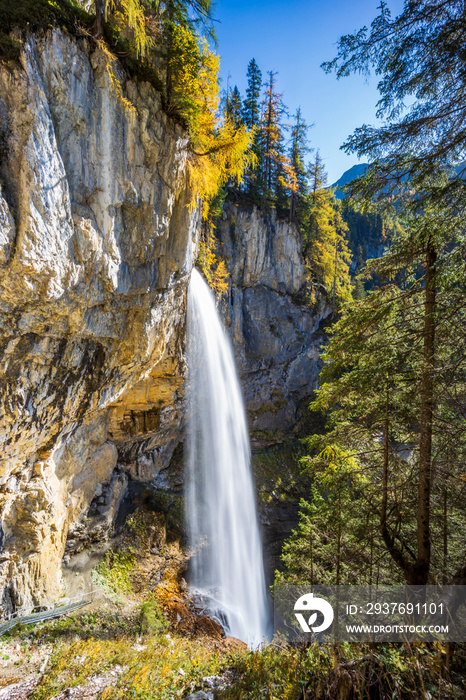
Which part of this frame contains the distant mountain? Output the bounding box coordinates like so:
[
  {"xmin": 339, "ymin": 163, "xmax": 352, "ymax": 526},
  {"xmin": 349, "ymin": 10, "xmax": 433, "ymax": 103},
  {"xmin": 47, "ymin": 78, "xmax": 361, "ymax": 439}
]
[
  {"xmin": 331, "ymin": 163, "xmax": 369, "ymax": 199},
  {"xmin": 332, "ymin": 161, "xmax": 466, "ymax": 199}
]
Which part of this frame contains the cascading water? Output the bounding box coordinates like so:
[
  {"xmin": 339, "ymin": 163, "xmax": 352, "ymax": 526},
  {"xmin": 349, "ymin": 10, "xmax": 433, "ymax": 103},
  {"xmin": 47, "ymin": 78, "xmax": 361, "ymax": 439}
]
[{"xmin": 186, "ymin": 268, "xmax": 270, "ymax": 646}]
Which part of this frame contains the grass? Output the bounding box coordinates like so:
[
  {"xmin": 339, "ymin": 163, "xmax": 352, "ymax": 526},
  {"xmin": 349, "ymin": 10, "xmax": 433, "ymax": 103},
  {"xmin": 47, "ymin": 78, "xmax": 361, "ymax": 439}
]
[
  {"xmin": 217, "ymin": 641, "xmax": 466, "ymax": 700},
  {"xmin": 32, "ymin": 630, "xmax": 225, "ymax": 700},
  {"xmin": 24, "ymin": 622, "xmax": 465, "ymax": 700},
  {"xmin": 91, "ymin": 504, "xmax": 183, "ymax": 600},
  {"xmin": 13, "ymin": 610, "xmax": 139, "ymax": 643},
  {"xmin": 3, "ymin": 563, "xmax": 464, "ymax": 700},
  {"xmin": 140, "ymin": 596, "xmax": 169, "ymax": 635},
  {"xmin": 93, "ymin": 548, "xmax": 138, "ymax": 595}
]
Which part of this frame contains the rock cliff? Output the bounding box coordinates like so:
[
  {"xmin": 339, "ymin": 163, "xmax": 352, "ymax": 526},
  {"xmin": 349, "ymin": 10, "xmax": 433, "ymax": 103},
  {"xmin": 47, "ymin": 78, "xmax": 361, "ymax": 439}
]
[
  {"xmin": 0, "ymin": 29, "xmax": 330, "ymax": 614},
  {"xmin": 0, "ymin": 29, "xmax": 197, "ymax": 613},
  {"xmin": 217, "ymin": 201, "xmax": 330, "ymax": 434}
]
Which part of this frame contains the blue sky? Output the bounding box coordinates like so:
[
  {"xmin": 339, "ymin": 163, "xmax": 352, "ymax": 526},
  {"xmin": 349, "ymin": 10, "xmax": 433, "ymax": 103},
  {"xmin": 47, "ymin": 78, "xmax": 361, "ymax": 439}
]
[{"xmin": 214, "ymin": 0, "xmax": 404, "ymax": 184}]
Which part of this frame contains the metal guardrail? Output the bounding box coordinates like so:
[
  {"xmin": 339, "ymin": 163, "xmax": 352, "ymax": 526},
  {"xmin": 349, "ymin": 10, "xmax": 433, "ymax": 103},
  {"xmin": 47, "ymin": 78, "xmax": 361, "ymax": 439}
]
[{"xmin": 0, "ymin": 590, "xmax": 96, "ymax": 636}]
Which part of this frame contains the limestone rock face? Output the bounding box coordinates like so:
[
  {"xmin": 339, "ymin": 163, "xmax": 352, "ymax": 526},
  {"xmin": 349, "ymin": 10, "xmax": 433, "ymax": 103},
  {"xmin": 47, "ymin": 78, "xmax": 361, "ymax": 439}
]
[
  {"xmin": 0, "ymin": 29, "xmax": 197, "ymax": 613},
  {"xmin": 217, "ymin": 202, "xmax": 330, "ymax": 432}
]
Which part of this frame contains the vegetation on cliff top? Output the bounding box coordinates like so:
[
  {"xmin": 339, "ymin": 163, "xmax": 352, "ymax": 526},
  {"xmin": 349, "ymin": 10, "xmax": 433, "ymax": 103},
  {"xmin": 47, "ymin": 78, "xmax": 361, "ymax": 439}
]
[
  {"xmin": 0, "ymin": 0, "xmax": 92, "ymax": 63},
  {"xmin": 214, "ymin": 58, "xmax": 357, "ymax": 311},
  {"xmin": 0, "ymin": 0, "xmax": 254, "ymax": 225}
]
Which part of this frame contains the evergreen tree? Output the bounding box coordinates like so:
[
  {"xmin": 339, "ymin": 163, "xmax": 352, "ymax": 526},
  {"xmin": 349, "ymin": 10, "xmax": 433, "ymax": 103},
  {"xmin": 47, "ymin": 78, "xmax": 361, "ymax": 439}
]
[
  {"xmin": 242, "ymin": 58, "xmax": 262, "ymax": 129},
  {"xmin": 308, "ymin": 149, "xmax": 327, "ymax": 195},
  {"xmin": 289, "ymin": 107, "xmax": 311, "ymax": 221},
  {"xmin": 226, "ymin": 85, "xmax": 243, "ymax": 129},
  {"xmin": 322, "ymin": 0, "xmax": 466, "ymax": 207},
  {"xmin": 260, "ymin": 71, "xmax": 296, "ymax": 208},
  {"xmin": 277, "ymin": 469, "xmax": 390, "ymax": 587},
  {"xmin": 241, "ymin": 58, "xmax": 263, "ymax": 200},
  {"xmin": 295, "ymin": 199, "xmax": 466, "ymax": 585},
  {"xmin": 261, "ymin": 70, "xmax": 281, "ymax": 195},
  {"xmin": 305, "ymin": 151, "xmax": 327, "ymax": 252},
  {"xmin": 313, "ymin": 0, "xmax": 466, "ymax": 586}
]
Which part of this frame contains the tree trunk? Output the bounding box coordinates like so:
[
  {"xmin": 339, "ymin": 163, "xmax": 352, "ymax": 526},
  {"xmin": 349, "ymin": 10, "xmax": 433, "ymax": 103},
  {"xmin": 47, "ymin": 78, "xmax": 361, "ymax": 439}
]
[
  {"xmin": 413, "ymin": 238, "xmax": 437, "ymax": 584},
  {"xmin": 380, "ymin": 381, "xmax": 412, "ymax": 579},
  {"xmin": 332, "ymin": 236, "xmax": 338, "ymax": 314},
  {"xmin": 289, "ymin": 190, "xmax": 296, "ymax": 222},
  {"xmin": 309, "ymin": 526, "xmax": 314, "ymax": 586},
  {"xmin": 94, "ymin": 0, "xmax": 106, "ymax": 37},
  {"xmin": 443, "ymin": 487, "xmax": 448, "ymax": 584},
  {"xmin": 336, "ymin": 491, "xmax": 341, "ymax": 586}
]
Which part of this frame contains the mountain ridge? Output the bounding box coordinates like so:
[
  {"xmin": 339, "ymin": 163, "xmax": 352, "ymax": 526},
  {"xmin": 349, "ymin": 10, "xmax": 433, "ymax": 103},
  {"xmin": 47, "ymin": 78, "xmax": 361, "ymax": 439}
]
[{"xmin": 331, "ymin": 162, "xmax": 369, "ymax": 199}]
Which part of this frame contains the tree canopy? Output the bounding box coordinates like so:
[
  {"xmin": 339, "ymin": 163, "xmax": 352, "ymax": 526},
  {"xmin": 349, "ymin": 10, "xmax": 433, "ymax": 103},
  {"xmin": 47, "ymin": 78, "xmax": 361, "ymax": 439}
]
[{"xmin": 322, "ymin": 0, "xmax": 466, "ymax": 205}]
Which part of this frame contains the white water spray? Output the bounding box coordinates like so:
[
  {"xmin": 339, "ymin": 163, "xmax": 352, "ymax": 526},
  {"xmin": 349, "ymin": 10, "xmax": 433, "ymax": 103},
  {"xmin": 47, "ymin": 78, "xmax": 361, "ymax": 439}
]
[{"xmin": 186, "ymin": 269, "xmax": 270, "ymax": 646}]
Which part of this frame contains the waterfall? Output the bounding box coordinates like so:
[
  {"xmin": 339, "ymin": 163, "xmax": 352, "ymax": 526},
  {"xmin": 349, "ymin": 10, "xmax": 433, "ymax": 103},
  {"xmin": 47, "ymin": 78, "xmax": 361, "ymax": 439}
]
[{"xmin": 186, "ymin": 268, "xmax": 270, "ymax": 646}]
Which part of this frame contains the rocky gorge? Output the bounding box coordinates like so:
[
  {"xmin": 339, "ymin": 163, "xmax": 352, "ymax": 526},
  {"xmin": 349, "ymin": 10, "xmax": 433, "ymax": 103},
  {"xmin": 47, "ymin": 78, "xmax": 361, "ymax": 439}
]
[{"xmin": 0, "ymin": 27, "xmax": 329, "ymax": 617}]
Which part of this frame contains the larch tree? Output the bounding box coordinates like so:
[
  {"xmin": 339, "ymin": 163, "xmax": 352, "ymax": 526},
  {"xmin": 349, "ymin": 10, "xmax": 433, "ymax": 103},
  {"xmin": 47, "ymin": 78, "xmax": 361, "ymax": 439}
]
[
  {"xmin": 260, "ymin": 71, "xmax": 296, "ymax": 208},
  {"xmin": 306, "ymin": 194, "xmax": 352, "ymax": 313},
  {"xmin": 93, "ymin": 0, "xmax": 150, "ymax": 56}
]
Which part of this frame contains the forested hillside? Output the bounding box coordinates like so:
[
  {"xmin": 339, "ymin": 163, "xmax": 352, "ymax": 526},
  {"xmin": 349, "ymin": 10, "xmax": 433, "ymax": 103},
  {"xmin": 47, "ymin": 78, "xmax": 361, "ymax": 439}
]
[{"xmin": 277, "ymin": 0, "xmax": 466, "ymax": 596}]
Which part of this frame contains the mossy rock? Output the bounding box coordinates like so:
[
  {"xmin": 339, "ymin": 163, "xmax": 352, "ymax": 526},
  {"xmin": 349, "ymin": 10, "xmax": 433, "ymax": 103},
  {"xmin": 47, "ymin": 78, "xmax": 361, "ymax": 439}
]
[
  {"xmin": 0, "ymin": 0, "xmax": 92, "ymax": 64},
  {"xmin": 140, "ymin": 597, "xmax": 169, "ymax": 635},
  {"xmin": 0, "ymin": 1, "xmax": 166, "ymax": 99}
]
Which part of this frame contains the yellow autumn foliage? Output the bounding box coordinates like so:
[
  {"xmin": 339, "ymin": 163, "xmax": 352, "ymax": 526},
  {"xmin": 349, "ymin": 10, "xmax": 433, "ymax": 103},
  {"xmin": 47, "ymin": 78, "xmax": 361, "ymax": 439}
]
[
  {"xmin": 197, "ymin": 235, "xmax": 229, "ymax": 296},
  {"xmin": 106, "ymin": 0, "xmax": 151, "ymax": 57},
  {"xmin": 307, "ymin": 189, "xmax": 353, "ymax": 311},
  {"xmin": 170, "ymin": 24, "xmax": 255, "ymax": 216}
]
